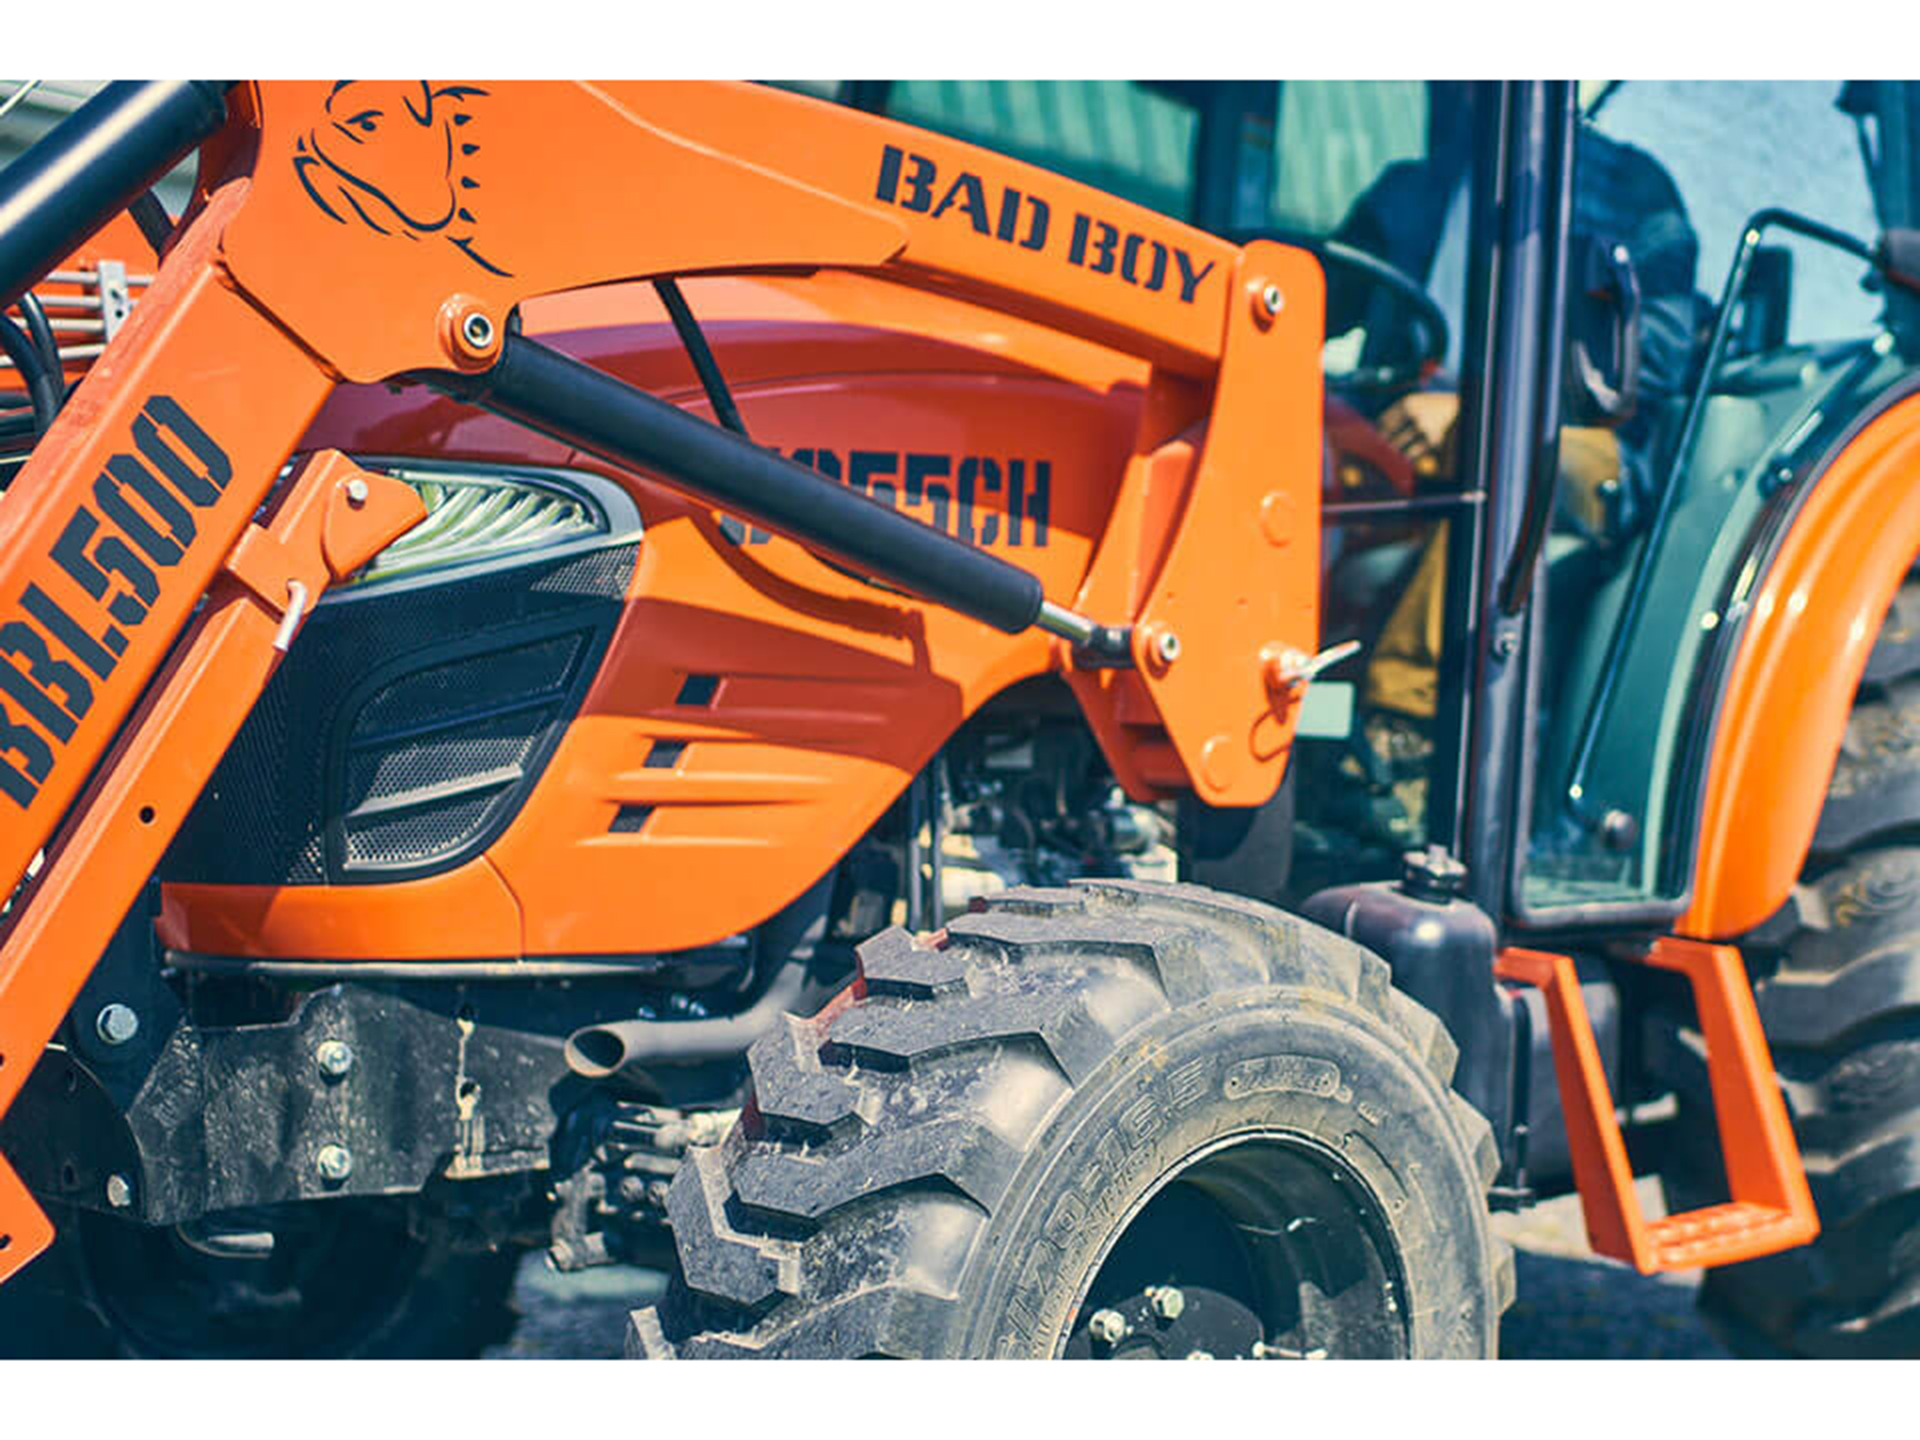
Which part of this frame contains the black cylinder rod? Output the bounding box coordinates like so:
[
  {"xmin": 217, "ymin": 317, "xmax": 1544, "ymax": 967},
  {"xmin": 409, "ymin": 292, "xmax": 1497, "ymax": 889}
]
[
  {"xmin": 440, "ymin": 333, "xmax": 1054, "ymax": 636},
  {"xmin": 0, "ymin": 81, "xmax": 231, "ymax": 311}
]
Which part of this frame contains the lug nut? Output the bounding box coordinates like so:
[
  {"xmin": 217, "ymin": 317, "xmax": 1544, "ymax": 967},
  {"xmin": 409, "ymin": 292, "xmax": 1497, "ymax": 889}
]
[
  {"xmin": 1147, "ymin": 1285, "xmax": 1186, "ymax": 1321},
  {"xmin": 95, "ymin": 1004, "xmax": 139, "ymax": 1046},
  {"xmin": 104, "ymin": 1174, "xmax": 133, "ymax": 1209},
  {"xmin": 315, "ymin": 1040, "xmax": 355, "ymax": 1079},
  {"xmin": 1086, "ymin": 1308, "xmax": 1129, "ymax": 1346},
  {"xmin": 316, "ymin": 1144, "xmax": 354, "ymax": 1183}
]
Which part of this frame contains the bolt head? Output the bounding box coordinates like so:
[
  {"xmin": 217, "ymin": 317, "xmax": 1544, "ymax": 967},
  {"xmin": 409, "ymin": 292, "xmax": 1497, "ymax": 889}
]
[
  {"xmin": 1154, "ymin": 629, "xmax": 1182, "ymax": 664},
  {"xmin": 1148, "ymin": 1285, "xmax": 1186, "ymax": 1321},
  {"xmin": 316, "ymin": 1144, "xmax": 354, "ymax": 1183},
  {"xmin": 344, "ymin": 476, "xmax": 370, "ymax": 506},
  {"xmin": 95, "ymin": 1004, "xmax": 139, "ymax": 1046},
  {"xmin": 1600, "ymin": 809, "xmax": 1639, "ymax": 853},
  {"xmin": 1086, "ymin": 1308, "xmax": 1129, "ymax": 1345},
  {"xmin": 105, "ymin": 1174, "xmax": 133, "ymax": 1209},
  {"xmin": 315, "ymin": 1040, "xmax": 354, "ymax": 1079},
  {"xmin": 1261, "ymin": 282, "xmax": 1285, "ymax": 316},
  {"xmin": 460, "ymin": 310, "xmax": 496, "ymax": 351}
]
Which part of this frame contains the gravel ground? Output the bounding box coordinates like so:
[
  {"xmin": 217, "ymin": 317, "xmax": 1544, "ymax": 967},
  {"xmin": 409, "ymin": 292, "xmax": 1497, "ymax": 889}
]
[
  {"xmin": 482, "ymin": 1177, "xmax": 1730, "ymax": 1359},
  {"xmin": 1490, "ymin": 1179, "xmax": 1729, "ymax": 1359}
]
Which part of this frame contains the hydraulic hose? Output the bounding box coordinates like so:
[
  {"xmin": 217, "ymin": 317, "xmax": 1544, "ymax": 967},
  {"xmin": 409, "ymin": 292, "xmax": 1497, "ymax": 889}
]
[
  {"xmin": 14, "ymin": 293, "xmax": 59, "ymax": 378},
  {"xmin": 0, "ymin": 311, "xmax": 58, "ymax": 431}
]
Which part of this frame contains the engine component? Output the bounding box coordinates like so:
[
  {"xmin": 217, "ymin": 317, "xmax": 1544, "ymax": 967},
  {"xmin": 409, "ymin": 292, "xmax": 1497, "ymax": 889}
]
[
  {"xmin": 931, "ymin": 710, "xmax": 1177, "ymax": 919},
  {"xmin": 548, "ymin": 1098, "xmax": 739, "ymax": 1272}
]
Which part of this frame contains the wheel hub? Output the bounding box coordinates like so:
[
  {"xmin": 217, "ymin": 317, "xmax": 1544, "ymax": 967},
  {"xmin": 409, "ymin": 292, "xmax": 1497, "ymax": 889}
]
[{"xmin": 1066, "ymin": 1283, "xmax": 1266, "ymax": 1360}]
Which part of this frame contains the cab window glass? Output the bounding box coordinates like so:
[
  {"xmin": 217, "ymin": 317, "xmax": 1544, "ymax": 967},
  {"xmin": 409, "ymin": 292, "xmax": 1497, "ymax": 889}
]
[
  {"xmin": 1592, "ymin": 81, "xmax": 1879, "ymax": 342},
  {"xmin": 763, "ymin": 80, "xmax": 846, "ymax": 103},
  {"xmin": 1526, "ymin": 81, "xmax": 1906, "ymax": 911},
  {"xmin": 1260, "ymin": 83, "xmax": 1484, "ymax": 901},
  {"xmin": 1268, "ymin": 81, "xmax": 1429, "ymax": 234},
  {"xmin": 882, "ymin": 81, "xmax": 1201, "ymax": 222}
]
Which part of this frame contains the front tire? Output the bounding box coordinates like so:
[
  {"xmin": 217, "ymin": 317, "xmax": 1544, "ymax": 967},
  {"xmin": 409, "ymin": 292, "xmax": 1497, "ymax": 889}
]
[{"xmin": 635, "ymin": 880, "xmax": 1509, "ymax": 1358}]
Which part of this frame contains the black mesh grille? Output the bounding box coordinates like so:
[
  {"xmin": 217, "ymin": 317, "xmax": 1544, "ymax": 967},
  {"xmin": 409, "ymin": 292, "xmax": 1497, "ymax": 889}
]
[
  {"xmin": 342, "ymin": 713, "xmax": 545, "ymax": 814},
  {"xmin": 354, "ymin": 632, "xmax": 585, "ymax": 736},
  {"xmin": 163, "ymin": 542, "xmax": 636, "ymax": 886},
  {"xmin": 345, "ymin": 791, "xmax": 502, "ymax": 868}
]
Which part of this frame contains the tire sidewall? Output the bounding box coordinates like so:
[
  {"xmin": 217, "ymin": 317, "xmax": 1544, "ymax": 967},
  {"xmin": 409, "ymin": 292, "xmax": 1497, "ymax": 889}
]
[{"xmin": 959, "ymin": 986, "xmax": 1497, "ymax": 1358}]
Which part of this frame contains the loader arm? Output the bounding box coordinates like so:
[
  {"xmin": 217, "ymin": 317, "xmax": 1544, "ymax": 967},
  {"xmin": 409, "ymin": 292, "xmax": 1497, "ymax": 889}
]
[{"xmin": 0, "ymin": 80, "xmax": 1324, "ymax": 1283}]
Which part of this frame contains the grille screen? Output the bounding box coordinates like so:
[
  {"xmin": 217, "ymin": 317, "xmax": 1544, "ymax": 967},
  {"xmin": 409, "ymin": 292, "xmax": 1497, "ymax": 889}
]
[{"xmin": 163, "ymin": 542, "xmax": 636, "ymax": 885}]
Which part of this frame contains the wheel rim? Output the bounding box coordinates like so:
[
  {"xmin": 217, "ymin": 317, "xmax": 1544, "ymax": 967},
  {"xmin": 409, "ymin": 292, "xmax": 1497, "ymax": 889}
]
[
  {"xmin": 1061, "ymin": 1131, "xmax": 1412, "ymax": 1360},
  {"xmin": 76, "ymin": 1201, "xmax": 429, "ymax": 1358}
]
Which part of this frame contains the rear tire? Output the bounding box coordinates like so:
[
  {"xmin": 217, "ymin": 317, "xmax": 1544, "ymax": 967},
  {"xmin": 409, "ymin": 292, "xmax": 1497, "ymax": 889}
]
[
  {"xmin": 1653, "ymin": 848, "xmax": 1920, "ymax": 1357},
  {"xmin": 635, "ymin": 880, "xmax": 1509, "ymax": 1358},
  {"xmin": 1652, "ymin": 576, "xmax": 1920, "ymax": 1358}
]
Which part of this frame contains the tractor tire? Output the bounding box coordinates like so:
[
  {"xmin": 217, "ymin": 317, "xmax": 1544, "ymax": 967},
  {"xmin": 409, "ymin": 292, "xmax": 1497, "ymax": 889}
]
[
  {"xmin": 633, "ymin": 879, "xmax": 1510, "ymax": 1359},
  {"xmin": 0, "ymin": 1198, "xmax": 522, "ymax": 1358},
  {"xmin": 1650, "ymin": 577, "xmax": 1920, "ymax": 1357}
]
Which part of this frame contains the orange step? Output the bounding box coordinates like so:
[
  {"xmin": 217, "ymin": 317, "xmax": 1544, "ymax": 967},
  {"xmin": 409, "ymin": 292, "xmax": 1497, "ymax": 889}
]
[{"xmin": 1495, "ymin": 938, "xmax": 1818, "ymax": 1274}]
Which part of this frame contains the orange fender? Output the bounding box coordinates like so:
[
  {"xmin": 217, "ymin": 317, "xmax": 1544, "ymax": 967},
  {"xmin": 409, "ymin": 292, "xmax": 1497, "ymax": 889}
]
[{"xmin": 1683, "ymin": 390, "xmax": 1920, "ymax": 940}]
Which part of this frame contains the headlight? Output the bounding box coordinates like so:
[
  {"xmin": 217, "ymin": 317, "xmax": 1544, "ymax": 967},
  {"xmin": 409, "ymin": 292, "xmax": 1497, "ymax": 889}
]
[{"xmin": 337, "ymin": 460, "xmax": 641, "ymax": 591}]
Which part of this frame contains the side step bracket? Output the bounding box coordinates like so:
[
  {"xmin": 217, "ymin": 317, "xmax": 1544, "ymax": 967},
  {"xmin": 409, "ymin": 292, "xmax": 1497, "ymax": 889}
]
[{"xmin": 1495, "ymin": 938, "xmax": 1818, "ymax": 1273}]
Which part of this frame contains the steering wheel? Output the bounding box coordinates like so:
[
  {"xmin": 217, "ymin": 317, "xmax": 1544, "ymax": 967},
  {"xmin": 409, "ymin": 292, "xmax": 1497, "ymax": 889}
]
[{"xmin": 1229, "ymin": 228, "xmax": 1450, "ymax": 390}]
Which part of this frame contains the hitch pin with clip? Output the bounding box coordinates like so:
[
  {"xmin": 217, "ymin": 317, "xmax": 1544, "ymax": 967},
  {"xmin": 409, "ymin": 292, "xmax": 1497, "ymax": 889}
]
[
  {"xmin": 1263, "ymin": 638, "xmax": 1362, "ymax": 692},
  {"xmin": 272, "ymin": 580, "xmax": 310, "ymax": 653}
]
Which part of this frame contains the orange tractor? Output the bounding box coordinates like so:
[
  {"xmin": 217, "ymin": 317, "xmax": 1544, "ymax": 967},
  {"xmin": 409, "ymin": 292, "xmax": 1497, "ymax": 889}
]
[{"xmin": 0, "ymin": 78, "xmax": 1912, "ymax": 1357}]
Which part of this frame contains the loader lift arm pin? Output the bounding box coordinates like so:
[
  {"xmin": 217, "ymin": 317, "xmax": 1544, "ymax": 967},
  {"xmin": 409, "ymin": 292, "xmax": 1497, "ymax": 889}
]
[{"xmin": 431, "ymin": 330, "xmax": 1122, "ymax": 654}]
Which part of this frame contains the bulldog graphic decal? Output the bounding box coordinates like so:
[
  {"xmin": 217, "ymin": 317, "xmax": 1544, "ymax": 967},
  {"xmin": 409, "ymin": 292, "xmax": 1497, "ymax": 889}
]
[{"xmin": 294, "ymin": 81, "xmax": 511, "ymax": 276}]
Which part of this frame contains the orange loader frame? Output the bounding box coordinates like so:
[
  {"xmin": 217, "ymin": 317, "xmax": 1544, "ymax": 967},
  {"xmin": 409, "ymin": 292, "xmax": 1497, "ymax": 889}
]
[
  {"xmin": 0, "ymin": 80, "xmax": 1322, "ymax": 1286},
  {"xmin": 0, "ymin": 80, "xmax": 1818, "ymax": 1292}
]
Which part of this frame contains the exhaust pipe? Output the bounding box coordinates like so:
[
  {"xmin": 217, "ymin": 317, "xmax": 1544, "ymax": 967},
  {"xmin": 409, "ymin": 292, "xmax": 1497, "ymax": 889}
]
[{"xmin": 563, "ymin": 956, "xmax": 819, "ymax": 1078}]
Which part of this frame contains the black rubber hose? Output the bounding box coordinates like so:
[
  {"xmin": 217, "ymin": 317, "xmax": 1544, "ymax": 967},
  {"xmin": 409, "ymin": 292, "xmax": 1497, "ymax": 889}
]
[
  {"xmin": 0, "ymin": 311, "xmax": 58, "ymax": 431},
  {"xmin": 14, "ymin": 292, "xmax": 59, "ymax": 378},
  {"xmin": 652, "ymin": 277, "xmax": 749, "ymax": 437}
]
